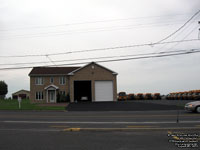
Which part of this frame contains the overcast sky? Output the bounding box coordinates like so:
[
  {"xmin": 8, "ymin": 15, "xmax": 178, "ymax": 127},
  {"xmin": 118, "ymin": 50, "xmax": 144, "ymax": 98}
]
[{"xmin": 0, "ymin": 0, "xmax": 200, "ymax": 97}]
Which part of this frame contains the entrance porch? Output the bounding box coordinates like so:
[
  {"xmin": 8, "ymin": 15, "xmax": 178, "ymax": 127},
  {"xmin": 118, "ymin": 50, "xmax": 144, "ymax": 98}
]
[{"xmin": 45, "ymin": 85, "xmax": 59, "ymax": 103}]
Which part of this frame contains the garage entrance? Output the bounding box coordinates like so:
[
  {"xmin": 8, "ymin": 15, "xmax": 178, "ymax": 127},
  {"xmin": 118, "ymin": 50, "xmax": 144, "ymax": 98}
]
[
  {"xmin": 95, "ymin": 81, "xmax": 113, "ymax": 101},
  {"xmin": 74, "ymin": 81, "xmax": 92, "ymax": 102}
]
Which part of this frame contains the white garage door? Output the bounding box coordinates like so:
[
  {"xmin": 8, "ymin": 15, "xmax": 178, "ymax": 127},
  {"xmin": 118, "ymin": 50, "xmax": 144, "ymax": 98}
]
[{"xmin": 95, "ymin": 81, "xmax": 113, "ymax": 101}]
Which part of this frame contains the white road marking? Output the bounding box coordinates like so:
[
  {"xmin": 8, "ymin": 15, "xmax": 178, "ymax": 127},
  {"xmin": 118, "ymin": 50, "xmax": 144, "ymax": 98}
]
[
  {"xmin": 0, "ymin": 128, "xmax": 60, "ymax": 132},
  {"xmin": 2, "ymin": 120, "xmax": 200, "ymax": 124}
]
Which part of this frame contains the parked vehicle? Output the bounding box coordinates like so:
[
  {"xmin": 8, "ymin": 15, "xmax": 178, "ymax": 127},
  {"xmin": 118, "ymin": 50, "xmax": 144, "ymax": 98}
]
[
  {"xmin": 185, "ymin": 101, "xmax": 200, "ymax": 113},
  {"xmin": 177, "ymin": 92, "xmax": 184, "ymax": 100},
  {"xmin": 187, "ymin": 91, "xmax": 194, "ymax": 100},
  {"xmin": 136, "ymin": 93, "xmax": 144, "ymax": 100},
  {"xmin": 182, "ymin": 92, "xmax": 188, "ymax": 100},
  {"xmin": 153, "ymin": 93, "xmax": 161, "ymax": 100},
  {"xmin": 168, "ymin": 93, "xmax": 175, "ymax": 100},
  {"xmin": 127, "ymin": 94, "xmax": 135, "ymax": 100},
  {"xmin": 144, "ymin": 93, "xmax": 152, "ymax": 100},
  {"xmin": 118, "ymin": 92, "xmax": 127, "ymax": 101},
  {"xmin": 192, "ymin": 90, "xmax": 200, "ymax": 100},
  {"xmin": 167, "ymin": 90, "xmax": 200, "ymax": 100}
]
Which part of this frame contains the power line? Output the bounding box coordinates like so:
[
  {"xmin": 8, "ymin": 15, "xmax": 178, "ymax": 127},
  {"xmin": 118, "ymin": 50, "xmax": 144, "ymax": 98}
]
[
  {"xmin": 168, "ymin": 25, "xmax": 199, "ymax": 50},
  {"xmin": 0, "ymin": 48, "xmax": 199, "ymax": 70},
  {"xmin": 156, "ymin": 10, "xmax": 200, "ymax": 43},
  {"xmin": 2, "ymin": 19, "xmax": 194, "ymax": 35},
  {"xmin": 153, "ymin": 13, "xmax": 200, "ymax": 54},
  {"xmin": 0, "ymin": 48, "xmax": 199, "ymax": 66},
  {"xmin": 95, "ymin": 49, "xmax": 200, "ymax": 64},
  {"xmin": 0, "ymin": 14, "xmax": 192, "ymax": 32},
  {"xmin": 154, "ymin": 24, "xmax": 200, "ymax": 54},
  {"xmin": 46, "ymin": 55, "xmax": 57, "ymax": 66},
  {"xmin": 0, "ymin": 38, "xmax": 199, "ymax": 58},
  {"xmin": 1, "ymin": 19, "xmax": 196, "ymax": 40}
]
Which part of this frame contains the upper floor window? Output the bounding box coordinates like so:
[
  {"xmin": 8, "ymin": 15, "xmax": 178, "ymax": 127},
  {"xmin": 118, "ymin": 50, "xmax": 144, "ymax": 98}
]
[
  {"xmin": 35, "ymin": 77, "xmax": 43, "ymax": 85},
  {"xmin": 59, "ymin": 76, "xmax": 66, "ymax": 85},
  {"xmin": 50, "ymin": 77, "xmax": 54, "ymax": 83}
]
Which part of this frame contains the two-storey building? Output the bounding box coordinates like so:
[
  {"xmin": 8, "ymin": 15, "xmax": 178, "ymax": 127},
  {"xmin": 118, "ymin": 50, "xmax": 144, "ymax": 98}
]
[{"xmin": 29, "ymin": 62, "xmax": 117, "ymax": 103}]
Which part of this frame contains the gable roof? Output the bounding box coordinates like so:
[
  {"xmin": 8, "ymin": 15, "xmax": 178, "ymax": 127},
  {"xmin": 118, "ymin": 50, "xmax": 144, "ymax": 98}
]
[
  {"xmin": 29, "ymin": 62, "xmax": 117, "ymax": 76},
  {"xmin": 29, "ymin": 67, "xmax": 80, "ymax": 76},
  {"xmin": 68, "ymin": 62, "xmax": 118, "ymax": 75},
  {"xmin": 12, "ymin": 89, "xmax": 30, "ymax": 95}
]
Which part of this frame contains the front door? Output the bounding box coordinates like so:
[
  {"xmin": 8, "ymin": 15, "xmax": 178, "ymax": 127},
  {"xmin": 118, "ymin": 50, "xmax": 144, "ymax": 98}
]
[{"xmin": 49, "ymin": 90, "xmax": 55, "ymax": 103}]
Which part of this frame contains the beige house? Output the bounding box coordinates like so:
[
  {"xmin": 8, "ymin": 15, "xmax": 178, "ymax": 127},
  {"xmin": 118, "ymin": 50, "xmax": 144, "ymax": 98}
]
[
  {"xmin": 29, "ymin": 62, "xmax": 117, "ymax": 103},
  {"xmin": 12, "ymin": 90, "xmax": 30, "ymax": 99}
]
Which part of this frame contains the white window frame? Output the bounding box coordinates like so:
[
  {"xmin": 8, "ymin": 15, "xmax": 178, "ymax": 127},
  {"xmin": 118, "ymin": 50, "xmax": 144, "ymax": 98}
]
[
  {"xmin": 35, "ymin": 91, "xmax": 43, "ymax": 100},
  {"xmin": 60, "ymin": 91, "xmax": 66, "ymax": 96},
  {"xmin": 35, "ymin": 77, "xmax": 44, "ymax": 85},
  {"xmin": 50, "ymin": 77, "xmax": 54, "ymax": 83},
  {"xmin": 59, "ymin": 76, "xmax": 66, "ymax": 85}
]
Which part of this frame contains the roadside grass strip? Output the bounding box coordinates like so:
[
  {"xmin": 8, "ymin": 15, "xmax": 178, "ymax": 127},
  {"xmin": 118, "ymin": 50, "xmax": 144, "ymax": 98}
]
[{"xmin": 0, "ymin": 99, "xmax": 66, "ymax": 110}]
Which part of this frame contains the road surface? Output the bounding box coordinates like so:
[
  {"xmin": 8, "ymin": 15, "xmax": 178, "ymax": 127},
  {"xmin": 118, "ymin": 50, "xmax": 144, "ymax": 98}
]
[{"xmin": 0, "ymin": 110, "xmax": 199, "ymax": 150}]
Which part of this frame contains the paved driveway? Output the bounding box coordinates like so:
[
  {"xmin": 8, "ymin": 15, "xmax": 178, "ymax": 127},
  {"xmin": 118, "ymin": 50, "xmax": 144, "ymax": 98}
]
[{"xmin": 66, "ymin": 100, "xmax": 183, "ymax": 111}]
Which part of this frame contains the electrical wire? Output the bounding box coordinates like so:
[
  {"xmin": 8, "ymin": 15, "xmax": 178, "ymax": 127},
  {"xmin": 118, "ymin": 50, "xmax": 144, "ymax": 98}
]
[
  {"xmin": 156, "ymin": 10, "xmax": 200, "ymax": 44},
  {"xmin": 46, "ymin": 55, "xmax": 57, "ymax": 66},
  {"xmin": 154, "ymin": 16, "xmax": 199, "ymax": 53},
  {"xmin": 162, "ymin": 24, "xmax": 200, "ymax": 52},
  {"xmin": 0, "ymin": 48, "xmax": 199, "ymax": 66},
  {"xmin": 1, "ymin": 20, "xmax": 196, "ymax": 40},
  {"xmin": 154, "ymin": 24, "xmax": 200, "ymax": 53},
  {"xmin": 0, "ymin": 38, "xmax": 199, "ymax": 58},
  {"xmin": 0, "ymin": 48, "xmax": 199, "ymax": 70},
  {"xmin": 0, "ymin": 14, "xmax": 192, "ymax": 32}
]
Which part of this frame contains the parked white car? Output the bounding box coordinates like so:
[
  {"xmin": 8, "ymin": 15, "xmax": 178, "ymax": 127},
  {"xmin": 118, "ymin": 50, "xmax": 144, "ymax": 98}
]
[
  {"xmin": 81, "ymin": 96, "xmax": 88, "ymax": 101},
  {"xmin": 185, "ymin": 101, "xmax": 200, "ymax": 113}
]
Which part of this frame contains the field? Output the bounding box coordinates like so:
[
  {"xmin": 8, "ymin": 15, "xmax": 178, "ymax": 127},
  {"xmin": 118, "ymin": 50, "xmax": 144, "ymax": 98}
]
[{"xmin": 0, "ymin": 99, "xmax": 66, "ymax": 110}]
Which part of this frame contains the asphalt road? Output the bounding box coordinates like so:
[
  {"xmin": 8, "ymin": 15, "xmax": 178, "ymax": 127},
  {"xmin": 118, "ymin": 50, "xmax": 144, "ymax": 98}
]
[{"xmin": 0, "ymin": 110, "xmax": 199, "ymax": 150}]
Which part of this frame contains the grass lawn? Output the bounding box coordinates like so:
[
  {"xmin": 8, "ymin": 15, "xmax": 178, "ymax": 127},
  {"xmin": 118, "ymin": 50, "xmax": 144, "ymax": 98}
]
[{"xmin": 0, "ymin": 99, "xmax": 66, "ymax": 110}]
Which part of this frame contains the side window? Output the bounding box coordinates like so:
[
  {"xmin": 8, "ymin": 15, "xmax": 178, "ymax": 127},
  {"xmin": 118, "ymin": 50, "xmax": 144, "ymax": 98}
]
[
  {"xmin": 35, "ymin": 77, "xmax": 44, "ymax": 85},
  {"xmin": 60, "ymin": 91, "xmax": 66, "ymax": 96},
  {"xmin": 59, "ymin": 77, "xmax": 66, "ymax": 85},
  {"xmin": 50, "ymin": 77, "xmax": 54, "ymax": 83},
  {"xmin": 35, "ymin": 92, "xmax": 43, "ymax": 100}
]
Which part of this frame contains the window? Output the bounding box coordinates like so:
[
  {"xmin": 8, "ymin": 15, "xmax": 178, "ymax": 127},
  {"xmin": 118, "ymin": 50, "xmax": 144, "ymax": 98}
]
[
  {"xmin": 50, "ymin": 77, "xmax": 54, "ymax": 83},
  {"xmin": 35, "ymin": 77, "xmax": 43, "ymax": 85},
  {"xmin": 60, "ymin": 91, "xmax": 66, "ymax": 96},
  {"xmin": 35, "ymin": 92, "xmax": 43, "ymax": 100},
  {"xmin": 59, "ymin": 77, "xmax": 66, "ymax": 85}
]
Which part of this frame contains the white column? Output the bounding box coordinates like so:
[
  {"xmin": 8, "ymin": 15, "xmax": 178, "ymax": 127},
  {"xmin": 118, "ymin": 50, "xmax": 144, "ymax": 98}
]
[
  {"xmin": 55, "ymin": 89, "xmax": 56, "ymax": 103},
  {"xmin": 46, "ymin": 90, "xmax": 48, "ymax": 103}
]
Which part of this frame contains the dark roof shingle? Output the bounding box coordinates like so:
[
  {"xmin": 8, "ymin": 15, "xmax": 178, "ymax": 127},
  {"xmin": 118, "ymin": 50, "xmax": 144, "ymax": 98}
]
[{"xmin": 29, "ymin": 67, "xmax": 80, "ymax": 76}]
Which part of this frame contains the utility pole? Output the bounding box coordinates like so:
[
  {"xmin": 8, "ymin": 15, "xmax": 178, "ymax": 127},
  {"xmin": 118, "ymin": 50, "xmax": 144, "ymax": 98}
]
[{"xmin": 198, "ymin": 21, "xmax": 200, "ymax": 39}]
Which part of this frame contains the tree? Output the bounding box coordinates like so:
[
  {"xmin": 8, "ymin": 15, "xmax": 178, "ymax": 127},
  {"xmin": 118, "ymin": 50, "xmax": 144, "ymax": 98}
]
[{"xmin": 0, "ymin": 81, "xmax": 8, "ymax": 99}]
